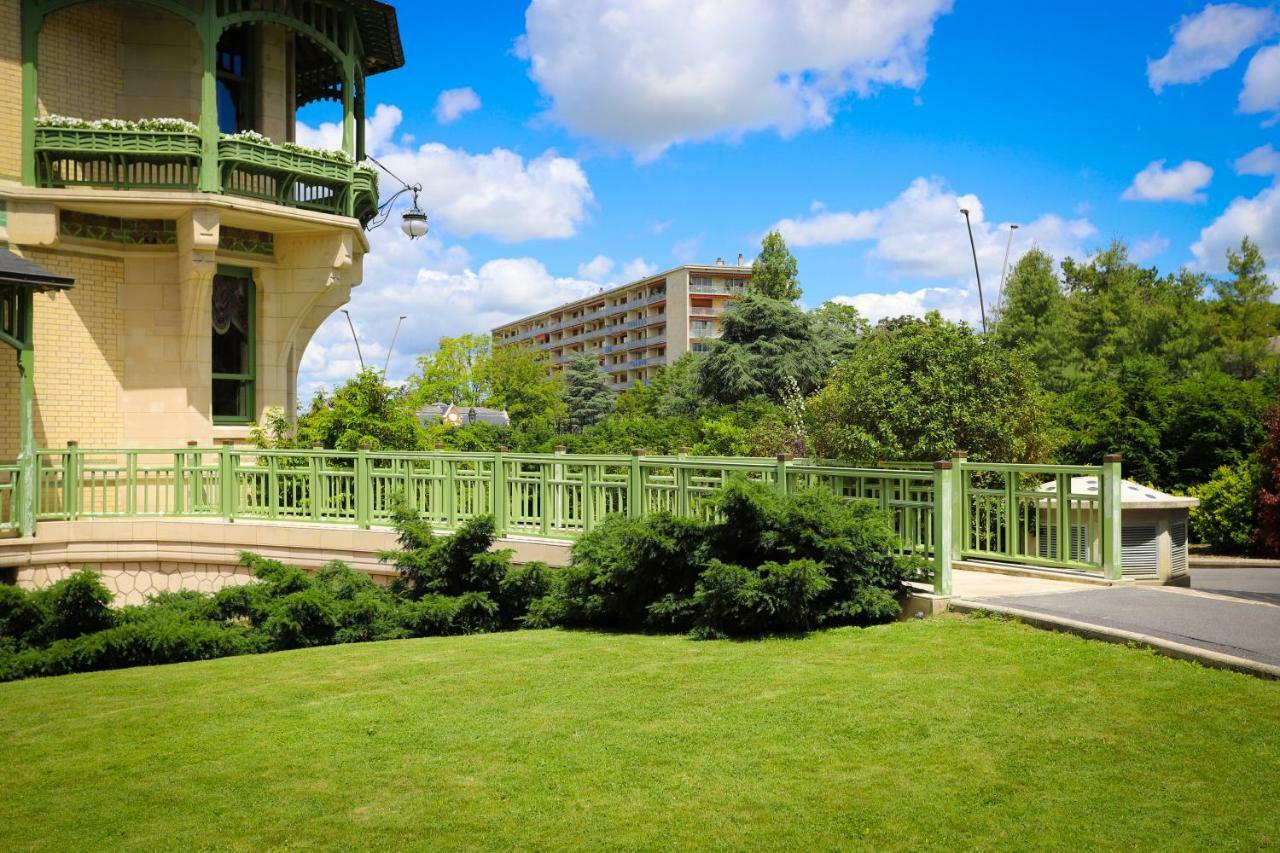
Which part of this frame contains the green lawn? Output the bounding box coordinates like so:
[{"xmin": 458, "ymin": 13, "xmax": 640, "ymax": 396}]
[{"xmin": 2, "ymin": 616, "xmax": 1277, "ymax": 851}]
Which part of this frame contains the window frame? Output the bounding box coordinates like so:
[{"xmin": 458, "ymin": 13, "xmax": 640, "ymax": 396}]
[{"xmin": 211, "ymin": 264, "xmax": 256, "ymax": 425}]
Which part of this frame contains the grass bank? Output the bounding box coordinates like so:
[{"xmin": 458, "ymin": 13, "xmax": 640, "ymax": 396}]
[{"xmin": 2, "ymin": 615, "xmax": 1277, "ymax": 850}]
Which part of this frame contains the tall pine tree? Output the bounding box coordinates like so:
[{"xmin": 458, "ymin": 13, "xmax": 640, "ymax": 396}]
[
  {"xmin": 750, "ymin": 230, "xmax": 802, "ymax": 301},
  {"xmin": 565, "ymin": 353, "xmax": 616, "ymax": 432}
]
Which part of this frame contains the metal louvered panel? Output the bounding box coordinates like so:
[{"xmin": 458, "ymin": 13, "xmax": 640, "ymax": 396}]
[
  {"xmin": 1122, "ymin": 524, "xmax": 1159, "ymax": 577},
  {"xmin": 1038, "ymin": 524, "xmax": 1091, "ymax": 562},
  {"xmin": 1170, "ymin": 521, "xmax": 1188, "ymax": 576}
]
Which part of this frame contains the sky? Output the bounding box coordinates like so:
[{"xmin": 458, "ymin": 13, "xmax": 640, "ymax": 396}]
[{"xmin": 294, "ymin": 0, "xmax": 1280, "ymax": 396}]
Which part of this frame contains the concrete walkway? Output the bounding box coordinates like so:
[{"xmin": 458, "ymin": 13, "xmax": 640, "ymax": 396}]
[{"xmin": 952, "ymin": 568, "xmax": 1280, "ymax": 677}]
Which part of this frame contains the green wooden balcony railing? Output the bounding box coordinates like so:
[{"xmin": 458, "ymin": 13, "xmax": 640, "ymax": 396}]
[
  {"xmin": 4, "ymin": 447, "xmax": 1128, "ymax": 593},
  {"xmin": 33, "ymin": 126, "xmax": 379, "ymax": 224}
]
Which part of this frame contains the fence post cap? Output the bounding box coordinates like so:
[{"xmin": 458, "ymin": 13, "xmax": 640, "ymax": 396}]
[
  {"xmin": 496, "ymin": 445, "xmax": 509, "ymax": 452},
  {"xmin": 357, "ymin": 441, "xmax": 372, "ymax": 451},
  {"xmin": 554, "ymin": 444, "xmax": 567, "ymax": 453},
  {"xmin": 631, "ymin": 447, "xmax": 646, "ymax": 456},
  {"xmin": 186, "ymin": 440, "xmax": 199, "ymax": 447},
  {"xmin": 933, "ymin": 460, "xmax": 952, "ymax": 470},
  {"xmin": 950, "ymin": 449, "xmax": 968, "ymax": 459},
  {"xmin": 433, "ymin": 443, "xmax": 445, "ymax": 450},
  {"xmin": 677, "ymin": 445, "xmax": 692, "ymax": 454},
  {"xmin": 66, "ymin": 440, "xmax": 78, "ymax": 448},
  {"xmin": 1103, "ymin": 453, "xmax": 1123, "ymax": 463},
  {"xmin": 776, "ymin": 453, "xmax": 794, "ymax": 462},
  {"xmin": 311, "ymin": 442, "xmax": 325, "ymax": 449}
]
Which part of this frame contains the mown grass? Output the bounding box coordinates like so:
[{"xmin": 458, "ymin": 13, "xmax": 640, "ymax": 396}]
[{"xmin": 2, "ymin": 615, "xmax": 1277, "ymax": 851}]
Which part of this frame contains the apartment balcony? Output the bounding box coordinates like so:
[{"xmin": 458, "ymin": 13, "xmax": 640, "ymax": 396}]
[
  {"xmin": 690, "ymin": 281, "xmax": 746, "ymax": 295},
  {"xmin": 33, "ymin": 124, "xmax": 379, "ymax": 224}
]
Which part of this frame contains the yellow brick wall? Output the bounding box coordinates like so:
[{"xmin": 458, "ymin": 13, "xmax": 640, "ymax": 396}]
[
  {"xmin": 16, "ymin": 248, "xmax": 125, "ymax": 450},
  {"xmin": 37, "ymin": 3, "xmax": 123, "ymax": 121},
  {"xmin": 0, "ymin": 328, "xmax": 17, "ymax": 460},
  {"xmin": 0, "ymin": 0, "xmax": 23, "ymax": 180}
]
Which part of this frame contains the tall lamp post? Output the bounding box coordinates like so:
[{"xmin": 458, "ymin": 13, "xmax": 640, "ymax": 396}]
[
  {"xmin": 996, "ymin": 223, "xmax": 1020, "ymax": 321},
  {"xmin": 959, "ymin": 208, "xmax": 987, "ymax": 335},
  {"xmin": 383, "ymin": 314, "xmax": 408, "ymax": 375},
  {"xmin": 340, "ymin": 309, "xmax": 366, "ymax": 371}
]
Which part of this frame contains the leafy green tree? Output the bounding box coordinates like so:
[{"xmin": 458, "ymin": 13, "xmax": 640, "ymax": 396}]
[
  {"xmin": 698, "ymin": 293, "xmax": 828, "ymax": 404},
  {"xmin": 564, "ymin": 353, "xmax": 615, "ymax": 431},
  {"xmin": 994, "ymin": 248, "xmax": 1073, "ymax": 390},
  {"xmin": 1189, "ymin": 461, "xmax": 1261, "ymax": 552},
  {"xmin": 406, "ymin": 333, "xmax": 491, "ymax": 405},
  {"xmin": 750, "ymin": 230, "xmax": 801, "ymax": 301},
  {"xmin": 1255, "ymin": 401, "xmax": 1280, "ymax": 556},
  {"xmin": 1215, "ymin": 236, "xmax": 1277, "ymax": 379},
  {"xmin": 807, "ymin": 313, "xmax": 1054, "ymax": 463},
  {"xmin": 477, "ymin": 343, "xmax": 565, "ymax": 428},
  {"xmin": 810, "ymin": 300, "xmax": 866, "ymax": 363},
  {"xmin": 622, "ymin": 353, "xmax": 704, "ymax": 418},
  {"xmin": 1162, "ymin": 371, "xmax": 1272, "ymax": 489},
  {"xmin": 259, "ymin": 369, "xmax": 424, "ymax": 451}
]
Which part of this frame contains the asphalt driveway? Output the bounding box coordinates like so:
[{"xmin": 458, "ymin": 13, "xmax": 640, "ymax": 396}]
[{"xmin": 973, "ymin": 569, "xmax": 1280, "ymax": 669}]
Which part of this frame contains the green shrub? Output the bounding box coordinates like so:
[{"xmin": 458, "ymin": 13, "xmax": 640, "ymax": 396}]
[
  {"xmin": 693, "ymin": 558, "xmax": 831, "ymax": 638},
  {"xmin": 262, "ymin": 588, "xmax": 338, "ymax": 650},
  {"xmin": 0, "ymin": 584, "xmax": 45, "ymax": 648},
  {"xmin": 1190, "ymin": 461, "xmax": 1261, "ymax": 552},
  {"xmin": 399, "ymin": 594, "xmax": 461, "ymax": 636},
  {"xmin": 35, "ymin": 569, "xmax": 114, "ymax": 642}
]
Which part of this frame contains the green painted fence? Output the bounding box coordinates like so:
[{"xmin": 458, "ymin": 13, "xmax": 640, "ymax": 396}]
[{"xmin": 9, "ymin": 447, "xmax": 1128, "ymax": 594}]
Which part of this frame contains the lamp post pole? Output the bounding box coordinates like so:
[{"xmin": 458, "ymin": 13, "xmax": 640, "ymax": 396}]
[
  {"xmin": 959, "ymin": 208, "xmax": 987, "ymax": 335},
  {"xmin": 341, "ymin": 309, "xmax": 366, "ymax": 371},
  {"xmin": 383, "ymin": 314, "xmax": 407, "ymax": 375},
  {"xmin": 996, "ymin": 223, "xmax": 1020, "ymax": 322}
]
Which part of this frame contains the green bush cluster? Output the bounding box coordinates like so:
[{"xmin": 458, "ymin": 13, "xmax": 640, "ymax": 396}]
[
  {"xmin": 530, "ymin": 478, "xmax": 926, "ymax": 638},
  {"xmin": 1189, "ymin": 461, "xmax": 1261, "ymax": 552},
  {"xmin": 0, "ymin": 515, "xmax": 542, "ymax": 682}
]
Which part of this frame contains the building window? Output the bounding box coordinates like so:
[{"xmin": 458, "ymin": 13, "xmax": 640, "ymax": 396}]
[
  {"xmin": 212, "ymin": 267, "xmax": 255, "ymax": 422},
  {"xmin": 216, "ymin": 27, "xmax": 254, "ymax": 134}
]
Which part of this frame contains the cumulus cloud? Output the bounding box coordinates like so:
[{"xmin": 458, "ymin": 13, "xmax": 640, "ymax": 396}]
[
  {"xmin": 577, "ymin": 254, "xmax": 615, "ymax": 281},
  {"xmin": 774, "ymin": 202, "xmax": 880, "ymax": 246},
  {"xmin": 771, "ymin": 177, "xmax": 1095, "ymax": 282},
  {"xmin": 1130, "ymin": 234, "xmax": 1172, "ymax": 264},
  {"xmin": 299, "ymin": 226, "xmax": 600, "ymax": 393},
  {"xmin": 1121, "ymin": 159, "xmax": 1214, "ymax": 203},
  {"xmin": 296, "ymin": 104, "xmax": 594, "ymax": 243},
  {"xmin": 1240, "ymin": 43, "xmax": 1280, "ymax": 116},
  {"xmin": 1192, "ymin": 183, "xmax": 1280, "ymax": 277},
  {"xmin": 833, "ymin": 286, "xmax": 980, "ymax": 326},
  {"xmin": 434, "ymin": 87, "xmax": 482, "ymax": 124},
  {"xmin": 1147, "ymin": 3, "xmax": 1278, "ymax": 92},
  {"xmin": 517, "ymin": 0, "xmax": 953, "ymax": 159},
  {"xmin": 1236, "ymin": 143, "xmax": 1280, "ymax": 175}
]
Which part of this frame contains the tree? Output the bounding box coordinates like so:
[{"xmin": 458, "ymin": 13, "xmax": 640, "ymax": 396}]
[
  {"xmin": 698, "ymin": 293, "xmax": 828, "ymax": 404},
  {"xmin": 406, "ymin": 334, "xmax": 491, "ymax": 406},
  {"xmin": 994, "ymin": 248, "xmax": 1072, "ymax": 391},
  {"xmin": 810, "ymin": 300, "xmax": 866, "ymax": 363},
  {"xmin": 564, "ymin": 354, "xmax": 615, "ymax": 432},
  {"xmin": 750, "ymin": 230, "xmax": 801, "ymax": 301},
  {"xmin": 477, "ymin": 343, "xmax": 565, "ymax": 428},
  {"xmin": 1216, "ymin": 236, "xmax": 1277, "ymax": 379},
  {"xmin": 270, "ymin": 369, "xmax": 425, "ymax": 451},
  {"xmin": 1255, "ymin": 401, "xmax": 1280, "ymax": 557},
  {"xmin": 806, "ymin": 314, "xmax": 1055, "ymax": 463}
]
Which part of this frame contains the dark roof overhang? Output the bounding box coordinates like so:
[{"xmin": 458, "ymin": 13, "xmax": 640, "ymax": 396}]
[{"xmin": 0, "ymin": 248, "xmax": 75, "ymax": 291}]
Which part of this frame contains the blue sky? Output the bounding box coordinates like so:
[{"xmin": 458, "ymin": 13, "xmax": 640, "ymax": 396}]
[{"xmin": 296, "ymin": 0, "xmax": 1280, "ymax": 393}]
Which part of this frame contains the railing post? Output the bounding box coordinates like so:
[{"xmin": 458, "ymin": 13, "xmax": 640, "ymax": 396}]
[
  {"xmin": 185, "ymin": 440, "xmax": 200, "ymax": 514},
  {"xmin": 629, "ymin": 448, "xmax": 645, "ymax": 517},
  {"xmin": 1101, "ymin": 453, "xmax": 1123, "ymax": 580},
  {"xmin": 950, "ymin": 450, "xmax": 967, "ymax": 567},
  {"xmin": 219, "ymin": 443, "xmax": 234, "ymax": 522},
  {"xmin": 676, "ymin": 446, "xmax": 691, "ymax": 517},
  {"xmin": 932, "ymin": 460, "xmax": 954, "ymax": 596},
  {"xmin": 493, "ymin": 446, "xmax": 508, "ymax": 536},
  {"xmin": 775, "ymin": 453, "xmax": 792, "ymax": 496},
  {"xmin": 553, "ymin": 445, "xmax": 566, "ymax": 530},
  {"xmin": 355, "ymin": 442, "xmax": 371, "ymax": 530},
  {"xmin": 311, "ymin": 443, "xmax": 324, "ymax": 522},
  {"xmin": 64, "ymin": 441, "xmax": 80, "ymax": 520}
]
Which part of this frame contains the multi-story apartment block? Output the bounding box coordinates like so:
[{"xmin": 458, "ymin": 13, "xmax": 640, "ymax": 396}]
[{"xmin": 492, "ymin": 259, "xmax": 752, "ymax": 391}]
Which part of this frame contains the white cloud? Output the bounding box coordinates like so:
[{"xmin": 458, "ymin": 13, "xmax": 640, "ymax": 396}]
[
  {"xmin": 672, "ymin": 234, "xmax": 703, "ymax": 263},
  {"xmin": 1192, "ymin": 183, "xmax": 1280, "ymax": 277},
  {"xmin": 434, "ymin": 87, "xmax": 482, "ymax": 124},
  {"xmin": 1147, "ymin": 3, "xmax": 1278, "ymax": 92},
  {"xmin": 295, "ymin": 102, "xmax": 403, "ymax": 152},
  {"xmin": 769, "ymin": 177, "xmax": 1095, "ymax": 283},
  {"xmin": 1121, "ymin": 159, "xmax": 1214, "ymax": 203},
  {"xmin": 577, "ymin": 254, "xmax": 615, "ymax": 281},
  {"xmin": 1240, "ymin": 42, "xmax": 1280, "ymax": 115},
  {"xmin": 834, "ymin": 285, "xmax": 980, "ymax": 326},
  {"xmin": 299, "ymin": 104, "xmax": 595, "ymax": 243},
  {"xmin": 300, "ymin": 226, "xmax": 600, "ymax": 393},
  {"xmin": 775, "ymin": 202, "xmax": 880, "ymax": 246},
  {"xmin": 621, "ymin": 258, "xmax": 659, "ymax": 280},
  {"xmin": 517, "ymin": 0, "xmax": 953, "ymax": 159},
  {"xmin": 1236, "ymin": 142, "xmax": 1280, "ymax": 175},
  {"xmin": 1130, "ymin": 234, "xmax": 1172, "ymax": 264}
]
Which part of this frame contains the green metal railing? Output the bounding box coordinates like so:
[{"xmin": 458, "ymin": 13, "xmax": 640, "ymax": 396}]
[
  {"xmin": 0, "ymin": 463, "xmax": 19, "ymax": 534},
  {"xmin": 11, "ymin": 447, "xmax": 1128, "ymax": 593},
  {"xmin": 33, "ymin": 126, "xmax": 378, "ymax": 223}
]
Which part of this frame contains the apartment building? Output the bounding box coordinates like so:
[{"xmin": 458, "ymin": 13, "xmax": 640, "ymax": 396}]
[{"xmin": 492, "ymin": 259, "xmax": 753, "ymax": 391}]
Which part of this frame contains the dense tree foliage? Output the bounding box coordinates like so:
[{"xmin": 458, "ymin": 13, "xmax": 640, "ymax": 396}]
[
  {"xmin": 807, "ymin": 314, "xmax": 1054, "ymax": 463},
  {"xmin": 698, "ymin": 293, "xmax": 828, "ymax": 404}
]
